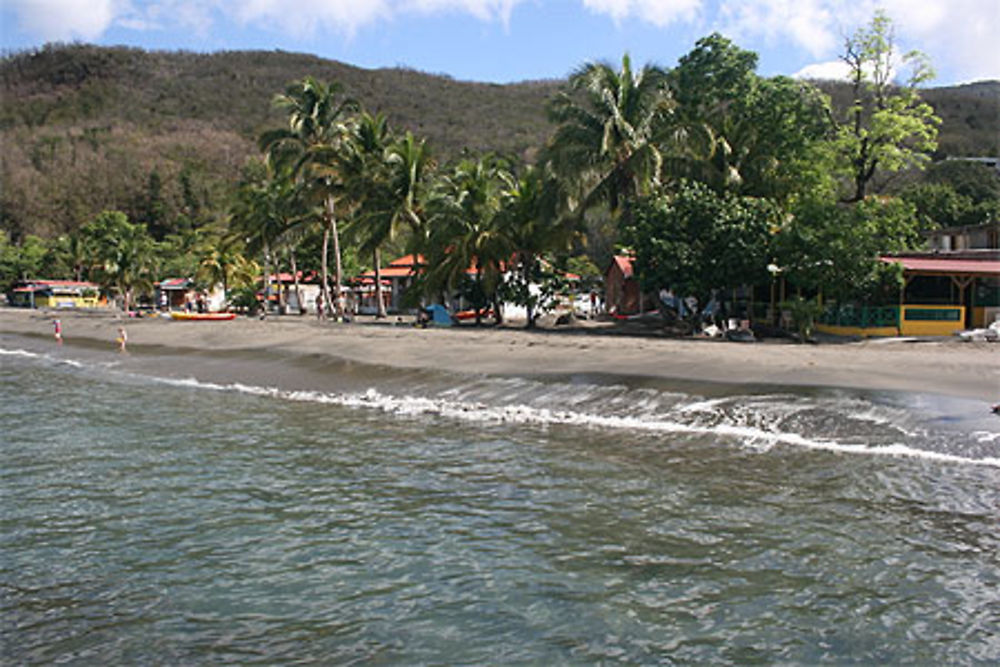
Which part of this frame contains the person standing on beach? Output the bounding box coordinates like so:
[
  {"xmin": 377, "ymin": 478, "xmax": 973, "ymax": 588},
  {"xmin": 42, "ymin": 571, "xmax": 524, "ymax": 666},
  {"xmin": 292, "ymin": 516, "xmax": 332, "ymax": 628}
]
[
  {"xmin": 53, "ymin": 319, "xmax": 62, "ymax": 344},
  {"xmin": 116, "ymin": 326, "xmax": 127, "ymax": 353}
]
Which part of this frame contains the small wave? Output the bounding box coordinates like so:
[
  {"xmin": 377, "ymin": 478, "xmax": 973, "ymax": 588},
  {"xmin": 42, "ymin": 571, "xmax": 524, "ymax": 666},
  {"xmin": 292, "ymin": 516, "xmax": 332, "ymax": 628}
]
[
  {"xmin": 154, "ymin": 375, "xmax": 1000, "ymax": 469},
  {"xmin": 0, "ymin": 346, "xmax": 85, "ymax": 369},
  {"xmin": 0, "ymin": 347, "xmax": 41, "ymax": 360}
]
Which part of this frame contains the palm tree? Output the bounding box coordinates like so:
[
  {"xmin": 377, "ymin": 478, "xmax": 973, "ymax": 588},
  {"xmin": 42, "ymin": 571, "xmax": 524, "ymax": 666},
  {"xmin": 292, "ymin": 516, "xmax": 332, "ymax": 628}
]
[
  {"xmin": 546, "ymin": 54, "xmax": 672, "ymax": 222},
  {"xmin": 342, "ymin": 115, "xmax": 435, "ymax": 318},
  {"xmin": 196, "ymin": 235, "xmax": 256, "ymax": 309},
  {"xmin": 498, "ymin": 165, "xmax": 575, "ymax": 328},
  {"xmin": 259, "ymin": 77, "xmax": 357, "ymax": 318},
  {"xmin": 339, "ymin": 111, "xmax": 394, "ymax": 317},
  {"xmin": 230, "ymin": 171, "xmax": 295, "ymax": 312},
  {"xmin": 546, "ymin": 53, "xmax": 709, "ymax": 226},
  {"xmin": 424, "ymin": 155, "xmax": 513, "ymax": 325}
]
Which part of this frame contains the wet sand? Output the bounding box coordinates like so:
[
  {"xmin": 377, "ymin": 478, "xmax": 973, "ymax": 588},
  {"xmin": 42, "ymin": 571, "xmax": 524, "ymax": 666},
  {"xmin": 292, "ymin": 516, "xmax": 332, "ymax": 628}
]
[{"xmin": 2, "ymin": 308, "xmax": 998, "ymax": 401}]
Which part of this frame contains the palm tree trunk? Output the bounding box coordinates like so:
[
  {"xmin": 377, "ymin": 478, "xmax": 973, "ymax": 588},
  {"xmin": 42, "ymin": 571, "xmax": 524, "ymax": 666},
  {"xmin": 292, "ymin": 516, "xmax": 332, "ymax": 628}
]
[
  {"xmin": 374, "ymin": 248, "xmax": 386, "ymax": 318},
  {"xmin": 320, "ymin": 225, "xmax": 331, "ymax": 318},
  {"xmin": 263, "ymin": 241, "xmax": 272, "ymax": 315},
  {"xmin": 290, "ymin": 248, "xmax": 303, "ymax": 315},
  {"xmin": 327, "ymin": 195, "xmax": 344, "ymax": 319},
  {"xmin": 475, "ymin": 263, "xmax": 483, "ymax": 326},
  {"xmin": 523, "ymin": 255, "xmax": 535, "ymax": 329}
]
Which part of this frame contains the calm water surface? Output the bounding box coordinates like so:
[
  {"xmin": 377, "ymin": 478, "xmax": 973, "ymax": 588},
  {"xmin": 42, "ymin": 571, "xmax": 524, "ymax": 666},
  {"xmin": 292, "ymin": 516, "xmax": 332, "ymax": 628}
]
[{"xmin": 2, "ymin": 335, "xmax": 999, "ymax": 664}]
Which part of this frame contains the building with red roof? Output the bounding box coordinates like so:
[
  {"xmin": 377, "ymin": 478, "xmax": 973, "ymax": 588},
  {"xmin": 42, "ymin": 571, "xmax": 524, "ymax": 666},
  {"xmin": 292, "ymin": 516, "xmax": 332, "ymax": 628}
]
[{"xmin": 7, "ymin": 279, "xmax": 104, "ymax": 309}]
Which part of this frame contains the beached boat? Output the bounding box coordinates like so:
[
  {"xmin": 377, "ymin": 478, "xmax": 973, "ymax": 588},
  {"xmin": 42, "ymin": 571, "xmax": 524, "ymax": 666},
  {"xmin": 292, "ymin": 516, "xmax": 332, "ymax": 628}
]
[{"xmin": 170, "ymin": 311, "xmax": 237, "ymax": 321}]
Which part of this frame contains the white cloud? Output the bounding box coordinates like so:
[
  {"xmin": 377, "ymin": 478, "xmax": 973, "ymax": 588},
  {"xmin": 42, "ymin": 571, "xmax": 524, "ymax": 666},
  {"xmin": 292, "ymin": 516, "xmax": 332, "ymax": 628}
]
[
  {"xmin": 6, "ymin": 0, "xmax": 121, "ymax": 41},
  {"xmin": 581, "ymin": 0, "xmax": 702, "ymax": 27},
  {"xmin": 793, "ymin": 60, "xmax": 850, "ymax": 81},
  {"xmin": 717, "ymin": 0, "xmax": 838, "ymax": 58},
  {"xmin": 881, "ymin": 0, "xmax": 1000, "ymax": 82},
  {"xmin": 233, "ymin": 0, "xmax": 391, "ymax": 37}
]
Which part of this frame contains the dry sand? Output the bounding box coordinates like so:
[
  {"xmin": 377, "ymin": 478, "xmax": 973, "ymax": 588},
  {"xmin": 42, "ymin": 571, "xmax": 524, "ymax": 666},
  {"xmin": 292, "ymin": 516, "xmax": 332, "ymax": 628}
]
[{"xmin": 2, "ymin": 307, "xmax": 998, "ymax": 401}]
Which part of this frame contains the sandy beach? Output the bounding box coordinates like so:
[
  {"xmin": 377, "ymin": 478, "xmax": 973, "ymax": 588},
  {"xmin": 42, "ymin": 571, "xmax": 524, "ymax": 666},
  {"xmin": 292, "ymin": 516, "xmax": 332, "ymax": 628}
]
[{"xmin": 2, "ymin": 307, "xmax": 998, "ymax": 401}]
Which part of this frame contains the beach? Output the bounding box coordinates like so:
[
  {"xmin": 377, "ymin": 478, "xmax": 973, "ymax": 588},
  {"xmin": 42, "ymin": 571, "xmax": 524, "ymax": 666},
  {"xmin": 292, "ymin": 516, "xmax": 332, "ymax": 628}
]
[{"xmin": 2, "ymin": 307, "xmax": 997, "ymax": 401}]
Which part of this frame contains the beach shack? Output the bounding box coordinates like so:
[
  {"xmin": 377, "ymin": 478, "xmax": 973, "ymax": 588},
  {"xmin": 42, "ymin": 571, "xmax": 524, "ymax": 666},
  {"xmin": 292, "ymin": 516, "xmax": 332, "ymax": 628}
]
[
  {"xmin": 816, "ymin": 251, "xmax": 1000, "ymax": 337},
  {"xmin": 605, "ymin": 255, "xmax": 650, "ymax": 316},
  {"xmin": 7, "ymin": 280, "xmax": 103, "ymax": 308},
  {"xmin": 156, "ymin": 278, "xmax": 193, "ymax": 310}
]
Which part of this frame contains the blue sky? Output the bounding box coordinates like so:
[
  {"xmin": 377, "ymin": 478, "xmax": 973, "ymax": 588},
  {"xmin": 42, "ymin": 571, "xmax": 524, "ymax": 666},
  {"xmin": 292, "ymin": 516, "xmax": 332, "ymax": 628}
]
[{"xmin": 2, "ymin": 1, "xmax": 998, "ymax": 86}]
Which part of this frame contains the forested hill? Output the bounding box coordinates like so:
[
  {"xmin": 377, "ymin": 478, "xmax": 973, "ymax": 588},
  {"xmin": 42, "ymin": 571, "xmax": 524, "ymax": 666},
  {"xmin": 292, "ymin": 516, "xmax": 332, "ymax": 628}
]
[{"xmin": 1, "ymin": 44, "xmax": 997, "ymax": 240}]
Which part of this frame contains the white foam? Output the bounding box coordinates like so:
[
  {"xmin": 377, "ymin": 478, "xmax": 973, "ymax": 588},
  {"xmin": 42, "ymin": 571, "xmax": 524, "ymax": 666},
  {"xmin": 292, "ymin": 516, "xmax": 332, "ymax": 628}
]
[
  {"xmin": 0, "ymin": 347, "xmax": 41, "ymax": 360},
  {"xmin": 151, "ymin": 375, "xmax": 1000, "ymax": 469}
]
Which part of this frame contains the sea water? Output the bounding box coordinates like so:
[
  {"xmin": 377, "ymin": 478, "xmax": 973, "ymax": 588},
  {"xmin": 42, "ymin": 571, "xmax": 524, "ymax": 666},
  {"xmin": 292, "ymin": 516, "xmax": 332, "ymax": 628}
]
[{"xmin": 2, "ymin": 333, "xmax": 999, "ymax": 663}]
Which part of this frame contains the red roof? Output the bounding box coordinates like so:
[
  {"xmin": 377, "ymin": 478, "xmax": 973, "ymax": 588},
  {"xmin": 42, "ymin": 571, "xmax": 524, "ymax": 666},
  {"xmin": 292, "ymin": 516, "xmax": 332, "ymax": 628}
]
[
  {"xmin": 880, "ymin": 256, "xmax": 1000, "ymax": 277},
  {"xmin": 610, "ymin": 255, "xmax": 634, "ymax": 279},
  {"xmin": 24, "ymin": 279, "xmax": 99, "ymax": 288},
  {"xmin": 360, "ymin": 266, "xmax": 418, "ymax": 279},
  {"xmin": 388, "ymin": 254, "xmax": 426, "ymax": 268}
]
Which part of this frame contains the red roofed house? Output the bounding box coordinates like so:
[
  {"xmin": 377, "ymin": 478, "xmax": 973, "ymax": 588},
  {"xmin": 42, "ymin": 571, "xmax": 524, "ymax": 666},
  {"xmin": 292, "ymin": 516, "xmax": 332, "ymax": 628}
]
[
  {"xmin": 357, "ymin": 254, "xmax": 425, "ymax": 313},
  {"xmin": 605, "ymin": 255, "xmax": 645, "ymax": 315}
]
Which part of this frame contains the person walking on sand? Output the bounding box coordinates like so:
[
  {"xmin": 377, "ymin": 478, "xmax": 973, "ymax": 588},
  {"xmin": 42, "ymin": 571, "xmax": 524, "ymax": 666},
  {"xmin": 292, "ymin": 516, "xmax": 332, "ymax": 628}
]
[
  {"xmin": 116, "ymin": 326, "xmax": 127, "ymax": 353},
  {"xmin": 53, "ymin": 318, "xmax": 62, "ymax": 344}
]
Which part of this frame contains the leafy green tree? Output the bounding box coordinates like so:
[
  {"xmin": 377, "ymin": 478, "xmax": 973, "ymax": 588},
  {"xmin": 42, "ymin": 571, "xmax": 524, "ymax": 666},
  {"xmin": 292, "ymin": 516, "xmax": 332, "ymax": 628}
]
[
  {"xmin": 624, "ymin": 180, "xmax": 780, "ymax": 323},
  {"xmin": 669, "ymin": 34, "xmax": 834, "ymax": 202},
  {"xmin": 80, "ymin": 210, "xmax": 159, "ymax": 312},
  {"xmin": 900, "ymin": 182, "xmax": 972, "ymax": 229},
  {"xmin": 835, "ymin": 11, "xmax": 940, "ymax": 202},
  {"xmin": 775, "ymin": 196, "xmax": 920, "ymax": 303},
  {"xmin": 46, "ymin": 233, "xmax": 94, "ymax": 282},
  {"xmin": 0, "ymin": 233, "xmax": 49, "ymax": 288}
]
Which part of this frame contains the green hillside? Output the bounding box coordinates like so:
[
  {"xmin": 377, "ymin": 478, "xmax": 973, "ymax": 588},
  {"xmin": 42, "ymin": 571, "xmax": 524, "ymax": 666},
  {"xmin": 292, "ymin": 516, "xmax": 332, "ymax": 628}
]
[{"xmin": 1, "ymin": 43, "xmax": 997, "ymax": 240}]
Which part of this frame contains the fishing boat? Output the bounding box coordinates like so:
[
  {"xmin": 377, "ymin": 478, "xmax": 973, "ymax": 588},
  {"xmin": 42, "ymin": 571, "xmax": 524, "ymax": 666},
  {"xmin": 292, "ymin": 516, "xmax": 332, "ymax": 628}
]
[{"xmin": 169, "ymin": 311, "xmax": 237, "ymax": 321}]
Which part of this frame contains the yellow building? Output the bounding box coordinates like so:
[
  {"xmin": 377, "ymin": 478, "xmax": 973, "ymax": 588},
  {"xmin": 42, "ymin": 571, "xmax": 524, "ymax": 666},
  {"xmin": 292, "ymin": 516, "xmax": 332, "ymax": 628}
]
[
  {"xmin": 8, "ymin": 280, "xmax": 104, "ymax": 309},
  {"xmin": 816, "ymin": 253, "xmax": 1000, "ymax": 337}
]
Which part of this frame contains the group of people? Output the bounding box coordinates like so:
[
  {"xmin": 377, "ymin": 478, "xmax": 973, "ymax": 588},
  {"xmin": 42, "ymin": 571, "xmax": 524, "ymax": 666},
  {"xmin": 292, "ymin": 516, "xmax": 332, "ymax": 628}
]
[
  {"xmin": 314, "ymin": 291, "xmax": 352, "ymax": 322},
  {"xmin": 52, "ymin": 318, "xmax": 127, "ymax": 352}
]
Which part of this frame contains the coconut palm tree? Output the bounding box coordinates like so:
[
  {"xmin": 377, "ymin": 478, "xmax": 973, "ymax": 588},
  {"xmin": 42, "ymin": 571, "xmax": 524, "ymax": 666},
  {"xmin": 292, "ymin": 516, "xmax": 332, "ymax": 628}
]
[
  {"xmin": 259, "ymin": 77, "xmax": 357, "ymax": 317},
  {"xmin": 229, "ymin": 171, "xmax": 297, "ymax": 312},
  {"xmin": 498, "ymin": 164, "xmax": 575, "ymax": 328},
  {"xmin": 424, "ymin": 155, "xmax": 513, "ymax": 325},
  {"xmin": 546, "ymin": 54, "xmax": 709, "ymax": 225},
  {"xmin": 339, "ymin": 111, "xmax": 394, "ymax": 317},
  {"xmin": 342, "ymin": 115, "xmax": 435, "ymax": 318}
]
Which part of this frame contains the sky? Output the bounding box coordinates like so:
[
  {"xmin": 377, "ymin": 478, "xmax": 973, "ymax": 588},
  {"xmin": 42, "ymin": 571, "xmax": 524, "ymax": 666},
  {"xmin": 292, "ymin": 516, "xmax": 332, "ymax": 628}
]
[{"xmin": 2, "ymin": 1, "xmax": 998, "ymax": 87}]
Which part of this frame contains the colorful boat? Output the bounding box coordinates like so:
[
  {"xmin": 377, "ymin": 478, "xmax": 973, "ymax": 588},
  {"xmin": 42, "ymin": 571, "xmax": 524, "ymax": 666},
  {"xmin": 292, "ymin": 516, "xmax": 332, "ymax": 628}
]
[{"xmin": 170, "ymin": 311, "xmax": 237, "ymax": 321}]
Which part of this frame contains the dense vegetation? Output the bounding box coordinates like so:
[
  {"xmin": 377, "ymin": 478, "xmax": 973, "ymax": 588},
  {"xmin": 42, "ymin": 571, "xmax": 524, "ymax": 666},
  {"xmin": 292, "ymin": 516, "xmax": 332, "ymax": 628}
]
[{"xmin": 1, "ymin": 12, "xmax": 998, "ymax": 331}]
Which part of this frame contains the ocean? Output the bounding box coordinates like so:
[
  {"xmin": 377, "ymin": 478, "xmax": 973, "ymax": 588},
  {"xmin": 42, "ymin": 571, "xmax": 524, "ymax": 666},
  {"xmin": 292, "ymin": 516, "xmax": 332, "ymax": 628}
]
[{"xmin": 2, "ymin": 332, "xmax": 999, "ymax": 664}]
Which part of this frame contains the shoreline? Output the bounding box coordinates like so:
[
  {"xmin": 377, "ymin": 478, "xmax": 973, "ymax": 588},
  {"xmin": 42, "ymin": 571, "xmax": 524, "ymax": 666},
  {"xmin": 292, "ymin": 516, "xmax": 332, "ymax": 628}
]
[{"xmin": 2, "ymin": 307, "xmax": 998, "ymax": 402}]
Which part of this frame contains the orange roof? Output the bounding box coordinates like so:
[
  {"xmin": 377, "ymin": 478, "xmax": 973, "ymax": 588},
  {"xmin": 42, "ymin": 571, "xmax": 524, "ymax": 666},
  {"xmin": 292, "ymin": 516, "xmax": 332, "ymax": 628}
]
[
  {"xmin": 880, "ymin": 255, "xmax": 1000, "ymax": 277},
  {"xmin": 388, "ymin": 254, "xmax": 426, "ymax": 268},
  {"xmin": 360, "ymin": 265, "xmax": 418, "ymax": 279},
  {"xmin": 609, "ymin": 255, "xmax": 634, "ymax": 279}
]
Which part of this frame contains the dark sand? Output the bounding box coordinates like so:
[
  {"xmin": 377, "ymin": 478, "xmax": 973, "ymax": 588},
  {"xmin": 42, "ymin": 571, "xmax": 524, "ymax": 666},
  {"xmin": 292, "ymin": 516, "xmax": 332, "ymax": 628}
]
[{"xmin": 2, "ymin": 308, "xmax": 998, "ymax": 401}]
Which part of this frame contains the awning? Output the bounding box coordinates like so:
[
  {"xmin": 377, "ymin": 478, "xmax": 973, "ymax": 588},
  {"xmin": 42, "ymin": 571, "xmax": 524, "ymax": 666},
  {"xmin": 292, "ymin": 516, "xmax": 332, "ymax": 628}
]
[{"xmin": 880, "ymin": 256, "xmax": 1000, "ymax": 278}]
